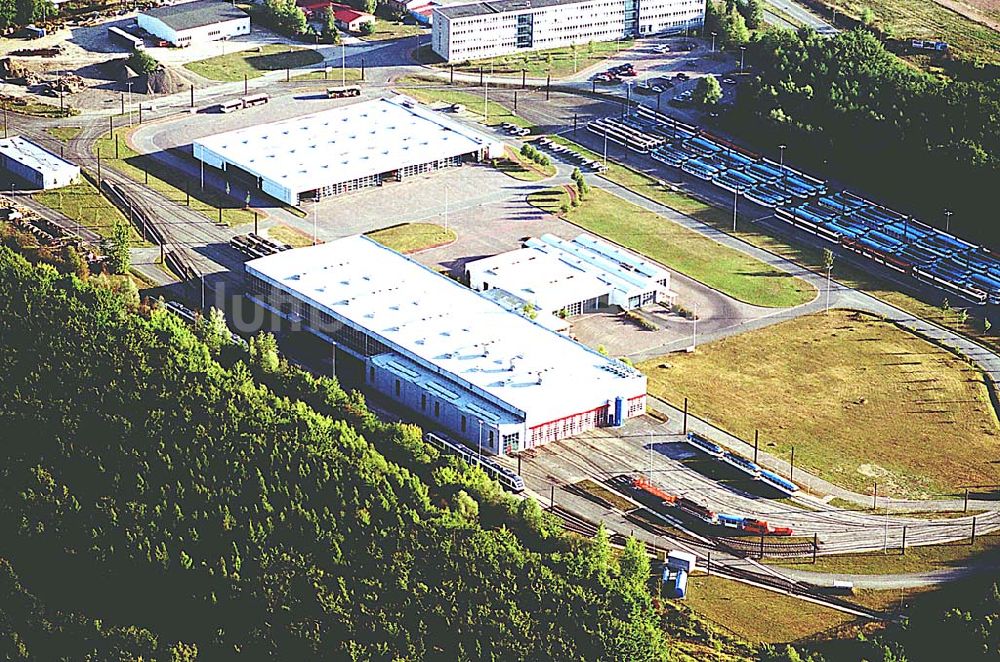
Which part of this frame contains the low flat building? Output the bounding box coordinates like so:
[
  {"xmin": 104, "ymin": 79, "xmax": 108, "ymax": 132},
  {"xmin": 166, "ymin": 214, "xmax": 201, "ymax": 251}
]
[
  {"xmin": 466, "ymin": 233, "xmax": 674, "ymax": 315},
  {"xmin": 138, "ymin": 0, "xmax": 250, "ymax": 47},
  {"xmin": 193, "ymin": 95, "xmax": 503, "ymax": 205},
  {"xmin": 432, "ymin": 0, "xmax": 705, "ymax": 62},
  {"xmin": 332, "ymin": 5, "xmax": 376, "ymax": 31},
  {"xmin": 0, "ymin": 136, "xmax": 80, "ymax": 190},
  {"xmin": 245, "ymin": 235, "xmax": 647, "ymax": 454}
]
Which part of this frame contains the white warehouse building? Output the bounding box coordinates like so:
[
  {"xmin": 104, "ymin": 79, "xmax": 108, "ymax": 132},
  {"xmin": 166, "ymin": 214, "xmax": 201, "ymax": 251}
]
[
  {"xmin": 137, "ymin": 0, "xmax": 250, "ymax": 47},
  {"xmin": 0, "ymin": 136, "xmax": 79, "ymax": 190},
  {"xmin": 466, "ymin": 233, "xmax": 675, "ymax": 315},
  {"xmin": 193, "ymin": 95, "xmax": 503, "ymax": 205},
  {"xmin": 432, "ymin": 0, "xmax": 705, "ymax": 62},
  {"xmin": 245, "ymin": 236, "xmax": 647, "ymax": 455}
]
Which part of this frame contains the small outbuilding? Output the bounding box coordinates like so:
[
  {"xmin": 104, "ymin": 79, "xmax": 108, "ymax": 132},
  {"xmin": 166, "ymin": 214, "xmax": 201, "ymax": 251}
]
[
  {"xmin": 137, "ymin": 0, "xmax": 250, "ymax": 47},
  {"xmin": 0, "ymin": 136, "xmax": 80, "ymax": 190}
]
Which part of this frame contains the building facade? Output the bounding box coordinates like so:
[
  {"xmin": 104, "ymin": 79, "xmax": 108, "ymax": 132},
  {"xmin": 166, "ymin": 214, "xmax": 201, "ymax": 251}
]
[
  {"xmin": 432, "ymin": 0, "xmax": 705, "ymax": 62},
  {"xmin": 0, "ymin": 136, "xmax": 79, "ymax": 190},
  {"xmin": 245, "ymin": 236, "xmax": 647, "ymax": 455},
  {"xmin": 138, "ymin": 1, "xmax": 250, "ymax": 47},
  {"xmin": 466, "ymin": 233, "xmax": 674, "ymax": 315}
]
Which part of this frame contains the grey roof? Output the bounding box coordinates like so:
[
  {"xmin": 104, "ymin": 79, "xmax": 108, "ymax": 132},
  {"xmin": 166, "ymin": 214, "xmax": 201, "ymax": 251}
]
[
  {"xmin": 435, "ymin": 0, "xmax": 577, "ymax": 19},
  {"xmin": 141, "ymin": 0, "xmax": 248, "ymax": 31}
]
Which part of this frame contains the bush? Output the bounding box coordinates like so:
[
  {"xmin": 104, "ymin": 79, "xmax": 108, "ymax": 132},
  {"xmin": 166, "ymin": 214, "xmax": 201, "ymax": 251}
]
[
  {"xmin": 126, "ymin": 50, "xmax": 158, "ymax": 74},
  {"xmin": 360, "ymin": 20, "xmax": 376, "ymax": 36}
]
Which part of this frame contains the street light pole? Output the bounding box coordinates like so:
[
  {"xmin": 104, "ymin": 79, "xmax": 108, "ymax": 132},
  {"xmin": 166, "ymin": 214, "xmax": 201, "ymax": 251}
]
[
  {"xmin": 739, "ymin": 46, "xmax": 746, "ymax": 73},
  {"xmin": 711, "ymin": 31, "xmax": 717, "ymax": 53},
  {"xmin": 478, "ymin": 419, "xmax": 483, "ymax": 459},
  {"xmin": 692, "ymin": 303, "xmax": 698, "ymax": 349},
  {"xmin": 648, "ymin": 430, "xmax": 653, "ymax": 482},
  {"xmin": 778, "ymin": 143, "xmax": 787, "ymax": 191},
  {"xmin": 341, "ymin": 43, "xmax": 346, "ymax": 86},
  {"xmin": 603, "ymin": 131, "xmax": 608, "ymax": 168},
  {"xmin": 733, "ymin": 184, "xmax": 739, "ymax": 231},
  {"xmin": 945, "ymin": 209, "xmax": 953, "ymax": 233}
]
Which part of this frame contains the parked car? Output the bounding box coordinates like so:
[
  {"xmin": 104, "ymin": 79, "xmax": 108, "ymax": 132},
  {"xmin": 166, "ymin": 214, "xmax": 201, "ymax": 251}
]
[
  {"xmin": 722, "ymin": 77, "xmax": 737, "ymax": 85},
  {"xmin": 674, "ymin": 72, "xmax": 690, "ymax": 81}
]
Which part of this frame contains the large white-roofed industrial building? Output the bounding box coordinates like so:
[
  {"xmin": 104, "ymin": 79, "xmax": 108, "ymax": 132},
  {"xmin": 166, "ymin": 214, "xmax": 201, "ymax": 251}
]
[
  {"xmin": 466, "ymin": 233, "xmax": 676, "ymax": 316},
  {"xmin": 0, "ymin": 136, "xmax": 80, "ymax": 190},
  {"xmin": 245, "ymin": 235, "xmax": 647, "ymax": 455},
  {"xmin": 192, "ymin": 95, "xmax": 504, "ymax": 206}
]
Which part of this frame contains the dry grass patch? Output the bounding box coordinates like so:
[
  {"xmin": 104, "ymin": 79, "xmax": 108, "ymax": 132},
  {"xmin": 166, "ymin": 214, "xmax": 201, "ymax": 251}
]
[
  {"xmin": 639, "ymin": 310, "xmax": 1000, "ymax": 497},
  {"xmin": 685, "ymin": 575, "xmax": 856, "ymax": 643}
]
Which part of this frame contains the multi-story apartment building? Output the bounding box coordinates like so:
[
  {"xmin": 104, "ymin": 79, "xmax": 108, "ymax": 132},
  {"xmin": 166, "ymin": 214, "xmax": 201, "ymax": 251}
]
[{"xmin": 432, "ymin": 0, "xmax": 705, "ymax": 62}]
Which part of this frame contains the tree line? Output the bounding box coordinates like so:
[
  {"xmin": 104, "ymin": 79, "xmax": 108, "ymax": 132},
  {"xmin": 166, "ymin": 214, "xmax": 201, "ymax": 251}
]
[
  {"xmin": 729, "ymin": 28, "xmax": 999, "ymax": 246},
  {"xmin": 0, "ymin": 0, "xmax": 54, "ymax": 32},
  {"xmin": 0, "ymin": 246, "xmax": 671, "ymax": 660}
]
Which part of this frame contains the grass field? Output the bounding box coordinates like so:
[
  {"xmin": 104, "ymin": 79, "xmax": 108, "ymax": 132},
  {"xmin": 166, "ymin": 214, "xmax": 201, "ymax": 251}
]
[
  {"xmin": 685, "ymin": 575, "xmax": 856, "ymax": 643},
  {"xmin": 821, "ymin": 0, "xmax": 1000, "ymax": 64},
  {"xmin": 528, "ymin": 186, "xmax": 815, "ymax": 308},
  {"xmin": 549, "ymin": 133, "xmax": 1000, "ymax": 378},
  {"xmin": 493, "ymin": 146, "xmax": 556, "ymax": 182},
  {"xmin": 34, "ymin": 179, "xmax": 139, "ymax": 242},
  {"xmin": 265, "ymin": 224, "xmax": 314, "ymax": 248},
  {"xmin": 184, "ymin": 45, "xmax": 325, "ymax": 81},
  {"xmin": 44, "ymin": 126, "xmax": 82, "ymax": 142},
  {"xmin": 397, "ymin": 85, "xmax": 531, "ymax": 127},
  {"xmin": 772, "ymin": 534, "xmax": 1000, "ymax": 575},
  {"xmin": 365, "ymin": 222, "xmax": 456, "ymax": 254},
  {"xmin": 361, "ymin": 20, "xmax": 425, "ymax": 41},
  {"xmin": 639, "ymin": 310, "xmax": 1000, "ymax": 497},
  {"xmin": 92, "ymin": 127, "xmax": 256, "ymax": 228},
  {"xmin": 444, "ymin": 39, "xmax": 636, "ymax": 79}
]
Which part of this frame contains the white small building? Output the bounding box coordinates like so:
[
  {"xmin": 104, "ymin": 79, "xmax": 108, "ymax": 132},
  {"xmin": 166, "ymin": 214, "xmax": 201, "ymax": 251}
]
[
  {"xmin": 137, "ymin": 0, "xmax": 250, "ymax": 47},
  {"xmin": 466, "ymin": 233, "xmax": 675, "ymax": 315},
  {"xmin": 432, "ymin": 0, "xmax": 705, "ymax": 62},
  {"xmin": 0, "ymin": 136, "xmax": 79, "ymax": 190}
]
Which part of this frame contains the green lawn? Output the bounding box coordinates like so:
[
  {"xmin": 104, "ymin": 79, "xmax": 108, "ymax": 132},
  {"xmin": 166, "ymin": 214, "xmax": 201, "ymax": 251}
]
[
  {"xmin": 494, "ymin": 146, "xmax": 555, "ymax": 182},
  {"xmin": 365, "ymin": 222, "xmax": 456, "ymax": 254},
  {"xmin": 638, "ymin": 309, "xmax": 1000, "ymax": 497},
  {"xmin": 445, "ymin": 39, "xmax": 636, "ymax": 79},
  {"xmin": 266, "ymin": 224, "xmax": 315, "ymax": 248},
  {"xmin": 360, "ymin": 20, "xmax": 425, "ymax": 41},
  {"xmin": 547, "ymin": 134, "xmax": 1000, "ymax": 364},
  {"xmin": 34, "ymin": 180, "xmax": 139, "ymax": 243},
  {"xmin": 184, "ymin": 44, "xmax": 324, "ymax": 81},
  {"xmin": 684, "ymin": 575, "xmax": 856, "ymax": 643},
  {"xmin": 397, "ymin": 85, "xmax": 532, "ymax": 127},
  {"xmin": 772, "ymin": 534, "xmax": 1000, "ymax": 575},
  {"xmin": 44, "ymin": 126, "xmax": 83, "ymax": 142},
  {"xmin": 821, "ymin": 0, "xmax": 1000, "ymax": 64},
  {"xmin": 92, "ymin": 127, "xmax": 256, "ymax": 228},
  {"xmin": 529, "ymin": 186, "xmax": 815, "ymax": 308}
]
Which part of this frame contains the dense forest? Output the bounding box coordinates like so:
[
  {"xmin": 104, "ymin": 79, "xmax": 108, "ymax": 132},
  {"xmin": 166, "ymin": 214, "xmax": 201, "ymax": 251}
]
[
  {"xmin": 731, "ymin": 28, "xmax": 1000, "ymax": 247},
  {"xmin": 0, "ymin": 246, "xmax": 668, "ymax": 660}
]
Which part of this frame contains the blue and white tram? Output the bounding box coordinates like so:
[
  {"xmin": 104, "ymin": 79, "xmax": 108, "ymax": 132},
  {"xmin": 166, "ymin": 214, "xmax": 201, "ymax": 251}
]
[{"xmin": 424, "ymin": 431, "xmax": 525, "ymax": 493}]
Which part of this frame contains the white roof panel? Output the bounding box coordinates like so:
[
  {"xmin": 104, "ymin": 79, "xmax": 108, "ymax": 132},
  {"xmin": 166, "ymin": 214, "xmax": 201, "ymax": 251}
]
[
  {"xmin": 193, "ymin": 95, "xmax": 500, "ymax": 195},
  {"xmin": 246, "ymin": 236, "xmax": 646, "ymax": 425}
]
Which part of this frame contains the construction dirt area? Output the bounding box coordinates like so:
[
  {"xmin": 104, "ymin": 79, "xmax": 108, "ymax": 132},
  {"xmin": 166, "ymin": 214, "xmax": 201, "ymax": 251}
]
[{"xmin": 0, "ymin": 12, "xmax": 300, "ymax": 114}]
